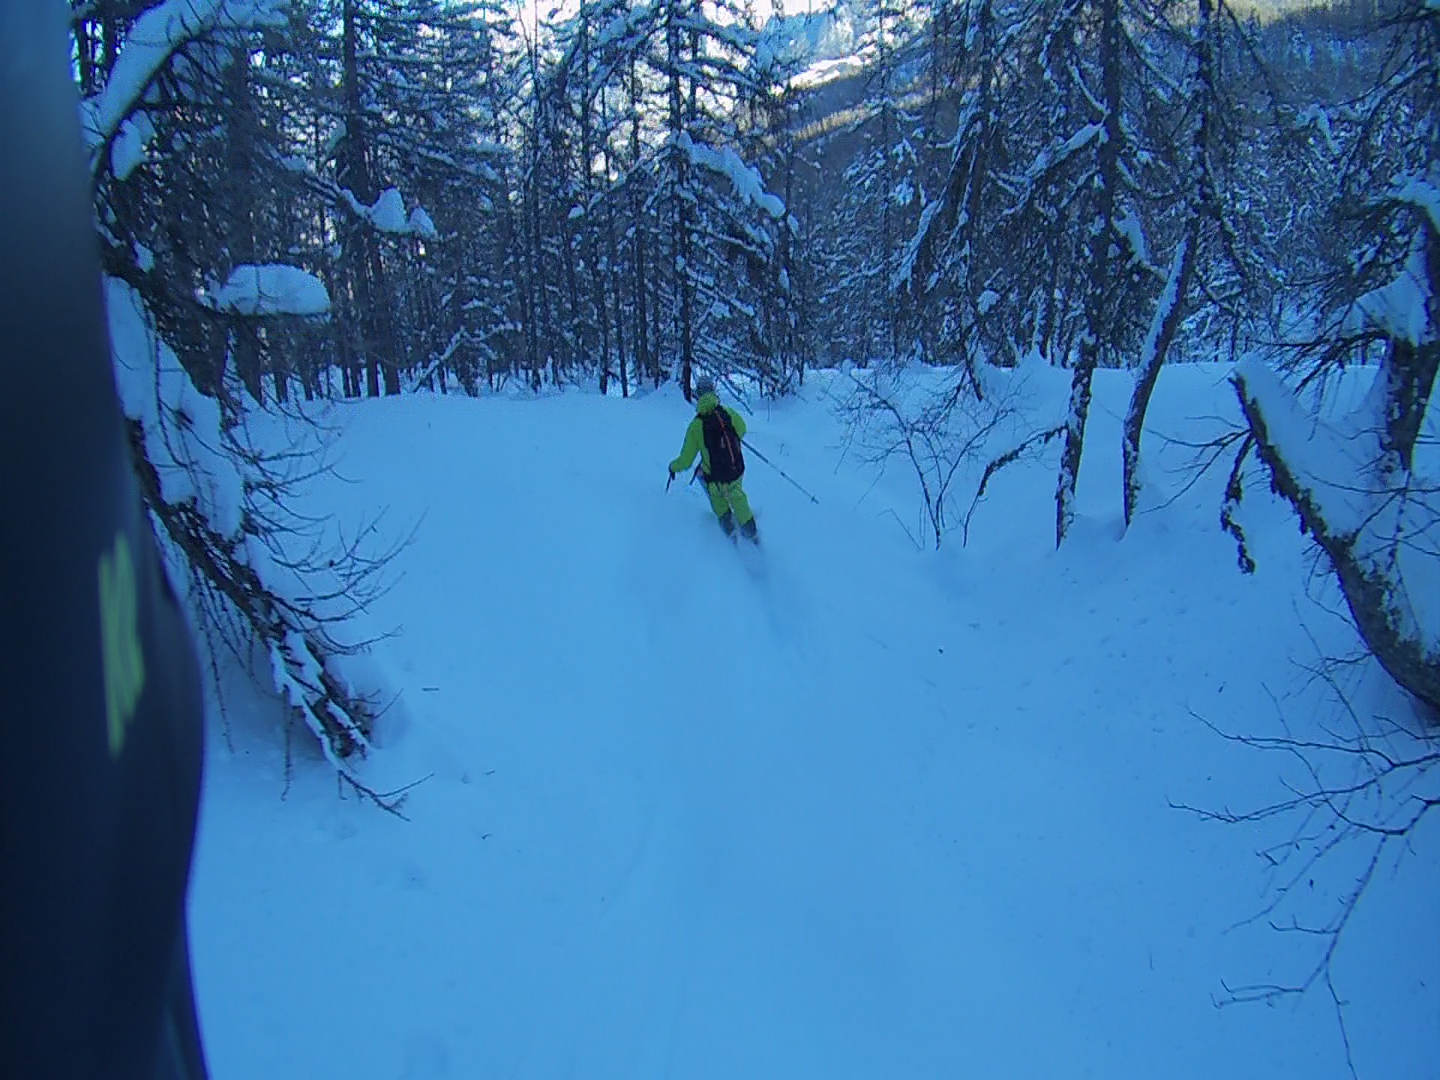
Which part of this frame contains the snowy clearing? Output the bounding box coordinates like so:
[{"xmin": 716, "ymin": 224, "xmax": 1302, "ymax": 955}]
[{"xmin": 188, "ymin": 365, "xmax": 1437, "ymax": 1080}]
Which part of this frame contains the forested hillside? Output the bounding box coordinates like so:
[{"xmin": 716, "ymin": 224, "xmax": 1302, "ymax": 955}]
[{"xmin": 76, "ymin": 0, "xmax": 1436, "ymax": 871}]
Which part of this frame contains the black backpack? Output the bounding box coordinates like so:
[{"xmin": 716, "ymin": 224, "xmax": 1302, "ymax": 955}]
[{"xmin": 701, "ymin": 408, "xmax": 745, "ymax": 485}]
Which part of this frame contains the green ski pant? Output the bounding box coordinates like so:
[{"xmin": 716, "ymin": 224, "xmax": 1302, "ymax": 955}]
[{"xmin": 706, "ymin": 478, "xmax": 754, "ymax": 526}]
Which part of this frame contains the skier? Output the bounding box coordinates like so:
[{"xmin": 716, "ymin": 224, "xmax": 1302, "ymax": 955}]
[{"xmin": 668, "ymin": 374, "xmax": 760, "ymax": 542}]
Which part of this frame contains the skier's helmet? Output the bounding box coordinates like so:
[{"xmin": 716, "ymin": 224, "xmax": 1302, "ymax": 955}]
[{"xmin": 695, "ymin": 374, "xmax": 715, "ymax": 397}]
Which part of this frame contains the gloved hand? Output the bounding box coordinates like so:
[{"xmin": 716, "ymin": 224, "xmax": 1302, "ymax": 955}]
[{"xmin": 668, "ymin": 467, "xmax": 677, "ymax": 482}]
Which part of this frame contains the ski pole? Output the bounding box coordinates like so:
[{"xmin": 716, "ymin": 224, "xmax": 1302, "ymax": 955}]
[{"xmin": 742, "ymin": 438, "xmax": 819, "ymax": 505}]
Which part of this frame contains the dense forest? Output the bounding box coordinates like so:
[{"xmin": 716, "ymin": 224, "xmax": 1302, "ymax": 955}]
[{"xmin": 75, "ymin": 0, "xmax": 1431, "ymax": 395}]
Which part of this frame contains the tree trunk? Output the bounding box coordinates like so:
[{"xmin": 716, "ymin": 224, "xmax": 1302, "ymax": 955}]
[
  {"xmin": 603, "ymin": 134, "xmax": 629, "ymax": 399},
  {"xmin": 1376, "ymin": 263, "xmax": 1440, "ymax": 474},
  {"xmin": 342, "ymin": 0, "xmax": 373, "ymax": 397},
  {"xmin": 1056, "ymin": 0, "xmax": 1122, "ymax": 548},
  {"xmin": 340, "ymin": 0, "xmax": 395, "ymax": 398},
  {"xmin": 667, "ymin": 4, "xmax": 693, "ymax": 395},
  {"xmin": 1122, "ymin": 0, "xmax": 1214, "ymax": 527},
  {"xmin": 1122, "ymin": 235, "xmax": 1196, "ymax": 525},
  {"xmin": 225, "ymin": 45, "xmax": 263, "ymax": 404}
]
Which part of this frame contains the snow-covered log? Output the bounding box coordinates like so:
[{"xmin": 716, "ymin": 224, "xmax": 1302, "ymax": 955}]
[{"xmin": 1233, "ymin": 347, "xmax": 1440, "ymax": 712}]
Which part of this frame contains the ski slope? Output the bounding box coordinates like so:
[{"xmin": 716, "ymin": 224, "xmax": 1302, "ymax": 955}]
[{"xmin": 187, "ymin": 365, "xmax": 1437, "ymax": 1079}]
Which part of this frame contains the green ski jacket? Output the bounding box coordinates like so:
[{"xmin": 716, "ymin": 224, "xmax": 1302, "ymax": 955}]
[{"xmin": 669, "ymin": 392, "xmax": 747, "ymax": 479}]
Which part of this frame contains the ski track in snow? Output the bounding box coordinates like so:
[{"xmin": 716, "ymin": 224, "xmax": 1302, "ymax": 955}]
[{"xmin": 187, "ymin": 369, "xmax": 1438, "ymax": 1080}]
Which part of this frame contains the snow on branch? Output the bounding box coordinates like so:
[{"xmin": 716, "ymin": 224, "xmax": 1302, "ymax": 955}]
[
  {"xmin": 1388, "ymin": 173, "xmax": 1440, "ymax": 234},
  {"xmin": 111, "ymin": 111, "xmax": 156, "ymax": 181},
  {"xmin": 110, "ymin": 278, "xmax": 245, "ymax": 533},
  {"xmin": 1023, "ymin": 123, "xmax": 1105, "ymax": 186},
  {"xmin": 1341, "ymin": 234, "xmax": 1434, "ymax": 348},
  {"xmin": 675, "ymin": 133, "xmax": 786, "ymax": 219},
  {"xmin": 893, "ymin": 198, "xmax": 943, "ymax": 295},
  {"xmin": 79, "ymin": 0, "xmax": 288, "ymax": 175},
  {"xmin": 1115, "ymin": 207, "xmax": 1151, "ymax": 270},
  {"xmin": 1138, "ymin": 238, "xmax": 1189, "ymax": 373},
  {"xmin": 342, "ymin": 186, "xmax": 439, "ymax": 238},
  {"xmin": 203, "ymin": 264, "xmax": 332, "ymax": 317}
]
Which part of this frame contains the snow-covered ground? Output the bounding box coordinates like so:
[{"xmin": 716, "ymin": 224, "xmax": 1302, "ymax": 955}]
[{"xmin": 186, "ymin": 363, "xmax": 1437, "ymax": 1079}]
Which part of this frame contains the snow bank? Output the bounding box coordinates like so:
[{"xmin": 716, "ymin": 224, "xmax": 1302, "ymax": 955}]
[{"xmin": 188, "ymin": 371, "xmax": 1437, "ymax": 1080}]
